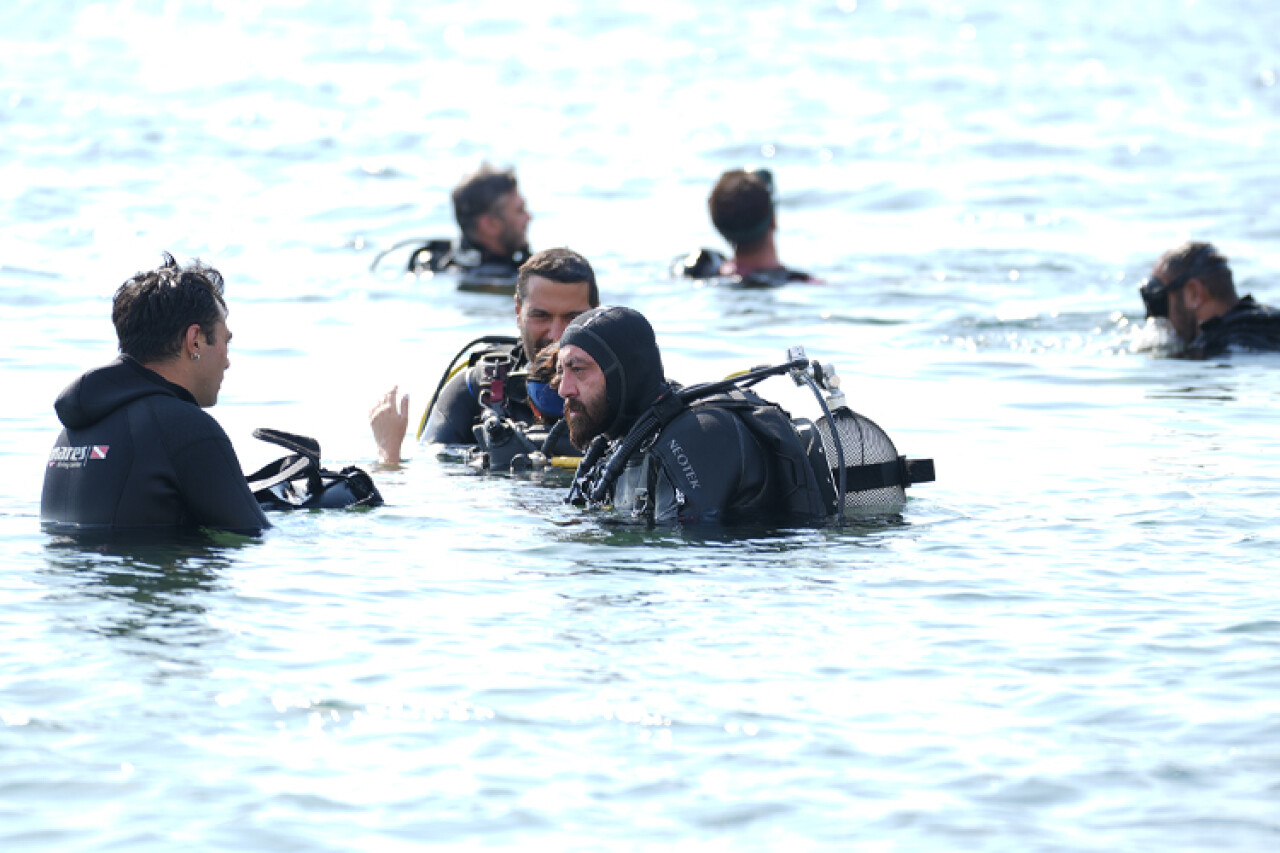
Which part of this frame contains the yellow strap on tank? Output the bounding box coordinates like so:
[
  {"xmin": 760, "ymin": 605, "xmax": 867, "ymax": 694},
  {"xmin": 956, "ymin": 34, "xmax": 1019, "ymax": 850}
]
[
  {"xmin": 547, "ymin": 456, "xmax": 581, "ymax": 470},
  {"xmin": 414, "ymin": 360, "xmax": 471, "ymax": 439}
]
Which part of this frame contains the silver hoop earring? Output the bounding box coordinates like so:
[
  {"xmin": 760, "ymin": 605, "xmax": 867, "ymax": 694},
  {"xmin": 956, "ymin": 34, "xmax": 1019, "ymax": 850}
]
[{"xmin": 192, "ymin": 352, "xmax": 201, "ymax": 361}]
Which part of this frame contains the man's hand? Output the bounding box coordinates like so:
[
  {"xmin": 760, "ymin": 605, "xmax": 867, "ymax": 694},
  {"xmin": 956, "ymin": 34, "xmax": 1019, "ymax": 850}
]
[{"xmin": 370, "ymin": 386, "xmax": 410, "ymax": 465}]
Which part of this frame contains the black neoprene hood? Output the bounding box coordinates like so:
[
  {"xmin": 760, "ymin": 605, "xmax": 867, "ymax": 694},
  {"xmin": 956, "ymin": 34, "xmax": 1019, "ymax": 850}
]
[{"xmin": 559, "ymin": 306, "xmax": 666, "ymax": 439}]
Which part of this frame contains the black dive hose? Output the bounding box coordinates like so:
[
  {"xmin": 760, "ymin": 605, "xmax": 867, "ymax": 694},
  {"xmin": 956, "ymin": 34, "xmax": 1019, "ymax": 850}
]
[
  {"xmin": 567, "ymin": 434, "xmax": 611, "ymax": 505},
  {"xmin": 586, "ymin": 409, "xmax": 663, "ymax": 503},
  {"xmin": 584, "ymin": 358, "xmax": 811, "ymax": 505},
  {"xmin": 793, "ymin": 370, "xmax": 846, "ymax": 524},
  {"xmin": 369, "ymin": 238, "xmax": 437, "ymax": 273},
  {"xmin": 416, "ymin": 335, "xmax": 519, "ymax": 440},
  {"xmin": 676, "ymin": 358, "xmax": 809, "ymax": 400},
  {"xmin": 540, "ymin": 418, "xmax": 568, "ymax": 455}
]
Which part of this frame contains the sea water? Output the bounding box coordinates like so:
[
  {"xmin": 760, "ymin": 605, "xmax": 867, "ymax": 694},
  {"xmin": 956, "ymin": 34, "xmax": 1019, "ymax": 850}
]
[{"xmin": 3, "ymin": 0, "xmax": 1280, "ymax": 849}]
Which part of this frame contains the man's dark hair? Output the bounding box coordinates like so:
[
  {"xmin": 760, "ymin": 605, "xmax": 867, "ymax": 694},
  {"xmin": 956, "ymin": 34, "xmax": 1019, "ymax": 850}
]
[
  {"xmin": 709, "ymin": 169, "xmax": 774, "ymax": 251},
  {"xmin": 452, "ymin": 164, "xmax": 519, "ymax": 241},
  {"xmin": 516, "ymin": 247, "xmax": 601, "ymax": 307},
  {"xmin": 112, "ymin": 252, "xmax": 227, "ymax": 364},
  {"xmin": 1159, "ymin": 241, "xmax": 1236, "ymax": 303}
]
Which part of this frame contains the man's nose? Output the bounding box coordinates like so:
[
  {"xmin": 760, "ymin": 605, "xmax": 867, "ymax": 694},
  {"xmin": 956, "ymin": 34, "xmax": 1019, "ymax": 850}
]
[{"xmin": 550, "ymin": 318, "xmax": 570, "ymax": 341}]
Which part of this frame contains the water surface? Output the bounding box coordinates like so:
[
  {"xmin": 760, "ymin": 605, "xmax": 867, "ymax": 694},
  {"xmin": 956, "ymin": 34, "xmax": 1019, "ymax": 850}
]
[{"xmin": 3, "ymin": 0, "xmax": 1280, "ymax": 849}]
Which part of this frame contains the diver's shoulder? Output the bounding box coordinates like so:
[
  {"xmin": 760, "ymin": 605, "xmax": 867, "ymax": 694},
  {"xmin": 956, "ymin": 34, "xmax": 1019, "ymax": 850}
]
[
  {"xmin": 407, "ymin": 240, "xmax": 526, "ymax": 294},
  {"xmin": 1193, "ymin": 294, "xmax": 1280, "ymax": 356},
  {"xmin": 138, "ymin": 393, "xmax": 230, "ymax": 444},
  {"xmin": 668, "ymin": 248, "xmax": 814, "ymax": 288}
]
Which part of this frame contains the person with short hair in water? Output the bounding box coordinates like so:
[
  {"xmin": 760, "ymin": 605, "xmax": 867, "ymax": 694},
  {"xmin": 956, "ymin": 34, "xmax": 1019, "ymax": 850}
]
[
  {"xmin": 1139, "ymin": 241, "xmax": 1280, "ymax": 359},
  {"xmin": 406, "ymin": 163, "xmax": 533, "ymax": 286},
  {"xmin": 672, "ymin": 168, "xmax": 813, "ymax": 288},
  {"xmin": 41, "ymin": 254, "xmax": 269, "ymax": 534},
  {"xmin": 370, "ymin": 247, "xmax": 599, "ymax": 464}
]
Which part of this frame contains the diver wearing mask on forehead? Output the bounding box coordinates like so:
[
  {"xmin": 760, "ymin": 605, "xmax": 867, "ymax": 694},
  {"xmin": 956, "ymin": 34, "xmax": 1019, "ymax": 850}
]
[
  {"xmin": 671, "ymin": 167, "xmax": 815, "ymax": 289},
  {"xmin": 556, "ymin": 307, "xmax": 932, "ymax": 525},
  {"xmin": 1139, "ymin": 241, "xmax": 1280, "ymax": 359},
  {"xmin": 370, "ymin": 248, "xmax": 598, "ymax": 466}
]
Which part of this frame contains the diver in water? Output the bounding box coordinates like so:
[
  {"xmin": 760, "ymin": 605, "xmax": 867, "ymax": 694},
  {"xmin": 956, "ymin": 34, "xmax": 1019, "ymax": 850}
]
[
  {"xmin": 40, "ymin": 253, "xmax": 270, "ymax": 534},
  {"xmin": 370, "ymin": 247, "xmax": 599, "ymax": 465},
  {"xmin": 557, "ymin": 308, "xmax": 812, "ymax": 524},
  {"xmin": 558, "ymin": 307, "xmax": 933, "ymax": 524},
  {"xmin": 402, "ymin": 163, "xmax": 533, "ymax": 289},
  {"xmin": 671, "ymin": 168, "xmax": 814, "ymax": 288},
  {"xmin": 1140, "ymin": 241, "xmax": 1280, "ymax": 359}
]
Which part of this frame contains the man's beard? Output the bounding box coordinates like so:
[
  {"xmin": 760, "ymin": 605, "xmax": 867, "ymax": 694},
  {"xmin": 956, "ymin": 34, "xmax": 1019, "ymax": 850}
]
[
  {"xmin": 565, "ymin": 396, "xmax": 608, "ymax": 449},
  {"xmin": 498, "ymin": 225, "xmax": 528, "ymax": 259}
]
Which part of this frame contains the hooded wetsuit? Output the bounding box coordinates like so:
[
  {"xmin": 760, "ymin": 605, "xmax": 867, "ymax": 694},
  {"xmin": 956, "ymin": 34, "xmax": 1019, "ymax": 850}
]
[
  {"xmin": 608, "ymin": 394, "xmax": 781, "ymax": 523},
  {"xmin": 1188, "ymin": 295, "xmax": 1280, "ymax": 358},
  {"xmin": 40, "ymin": 356, "xmax": 269, "ymax": 534},
  {"xmin": 561, "ymin": 306, "xmax": 786, "ymax": 524}
]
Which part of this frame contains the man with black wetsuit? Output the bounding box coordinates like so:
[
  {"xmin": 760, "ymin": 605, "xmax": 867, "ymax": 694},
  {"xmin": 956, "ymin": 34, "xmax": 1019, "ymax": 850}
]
[
  {"xmin": 407, "ymin": 163, "xmax": 533, "ymax": 285},
  {"xmin": 40, "ymin": 254, "xmax": 269, "ymax": 534},
  {"xmin": 556, "ymin": 306, "xmax": 825, "ymax": 525},
  {"xmin": 672, "ymin": 168, "xmax": 813, "ymax": 288},
  {"xmin": 371, "ymin": 247, "xmax": 599, "ymax": 464},
  {"xmin": 1140, "ymin": 241, "xmax": 1280, "ymax": 358}
]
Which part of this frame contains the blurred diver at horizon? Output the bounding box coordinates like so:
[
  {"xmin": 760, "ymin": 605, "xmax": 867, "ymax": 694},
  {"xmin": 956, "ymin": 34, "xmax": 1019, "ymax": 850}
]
[
  {"xmin": 1140, "ymin": 241, "xmax": 1280, "ymax": 359},
  {"xmin": 370, "ymin": 247, "xmax": 599, "ymax": 466},
  {"xmin": 671, "ymin": 167, "xmax": 816, "ymax": 288},
  {"xmin": 375, "ymin": 163, "xmax": 534, "ymax": 292}
]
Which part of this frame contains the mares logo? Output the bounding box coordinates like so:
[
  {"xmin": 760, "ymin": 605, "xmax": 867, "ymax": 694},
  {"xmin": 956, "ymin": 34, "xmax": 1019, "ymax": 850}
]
[
  {"xmin": 668, "ymin": 439, "xmax": 701, "ymax": 490},
  {"xmin": 48, "ymin": 445, "xmax": 110, "ymax": 469}
]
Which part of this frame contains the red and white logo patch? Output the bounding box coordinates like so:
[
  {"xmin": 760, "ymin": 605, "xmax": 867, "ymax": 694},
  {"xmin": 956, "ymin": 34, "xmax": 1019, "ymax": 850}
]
[{"xmin": 48, "ymin": 445, "xmax": 112, "ymax": 468}]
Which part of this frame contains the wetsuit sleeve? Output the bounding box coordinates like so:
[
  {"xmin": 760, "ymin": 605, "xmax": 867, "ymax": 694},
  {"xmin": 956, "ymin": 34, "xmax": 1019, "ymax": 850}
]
[
  {"xmin": 649, "ymin": 408, "xmax": 770, "ymax": 523},
  {"xmin": 171, "ymin": 434, "xmax": 270, "ymax": 534},
  {"xmin": 421, "ymin": 367, "xmax": 482, "ymax": 445}
]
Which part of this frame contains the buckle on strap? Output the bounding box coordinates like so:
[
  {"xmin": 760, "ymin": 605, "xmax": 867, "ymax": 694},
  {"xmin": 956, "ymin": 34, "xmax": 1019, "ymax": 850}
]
[{"xmin": 651, "ymin": 391, "xmax": 686, "ymax": 427}]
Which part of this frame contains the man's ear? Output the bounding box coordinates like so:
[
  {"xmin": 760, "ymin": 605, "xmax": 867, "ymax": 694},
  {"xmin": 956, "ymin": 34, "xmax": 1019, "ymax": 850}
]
[
  {"xmin": 475, "ymin": 211, "xmax": 500, "ymax": 244},
  {"xmin": 184, "ymin": 323, "xmax": 203, "ymax": 357},
  {"xmin": 1184, "ymin": 277, "xmax": 1207, "ymax": 310}
]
